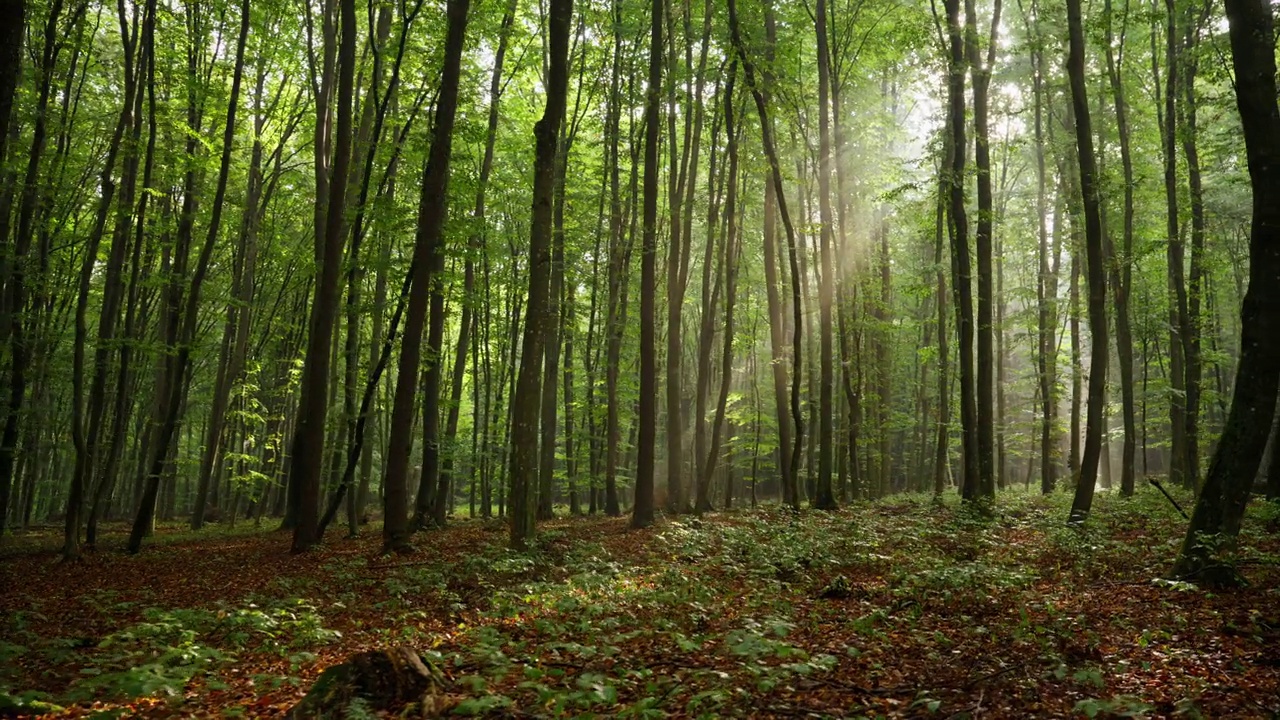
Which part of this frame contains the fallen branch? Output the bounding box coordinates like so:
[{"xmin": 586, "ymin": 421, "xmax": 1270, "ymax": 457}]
[{"xmin": 1147, "ymin": 478, "xmax": 1189, "ymax": 519}]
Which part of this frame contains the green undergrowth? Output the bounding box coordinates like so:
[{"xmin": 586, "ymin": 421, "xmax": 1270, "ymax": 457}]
[{"xmin": 5, "ymin": 486, "xmax": 1278, "ymax": 718}]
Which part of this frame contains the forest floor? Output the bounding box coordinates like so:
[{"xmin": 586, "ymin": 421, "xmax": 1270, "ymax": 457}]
[{"xmin": 2, "ymin": 489, "xmax": 1279, "ymax": 719}]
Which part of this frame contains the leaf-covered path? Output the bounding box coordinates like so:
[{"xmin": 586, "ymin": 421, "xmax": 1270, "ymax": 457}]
[{"xmin": 3, "ymin": 491, "xmax": 1279, "ymax": 718}]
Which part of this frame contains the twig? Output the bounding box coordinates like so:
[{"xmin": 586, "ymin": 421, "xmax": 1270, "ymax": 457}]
[{"xmin": 962, "ymin": 664, "xmax": 1019, "ymax": 689}]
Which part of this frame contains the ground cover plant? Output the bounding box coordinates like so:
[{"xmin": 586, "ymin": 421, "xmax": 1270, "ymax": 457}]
[{"xmin": 2, "ymin": 488, "xmax": 1278, "ymax": 718}]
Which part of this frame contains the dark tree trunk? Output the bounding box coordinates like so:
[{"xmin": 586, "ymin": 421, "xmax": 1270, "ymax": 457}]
[
  {"xmin": 965, "ymin": 0, "xmax": 1001, "ymax": 501},
  {"xmin": 812, "ymin": 0, "xmax": 838, "ymax": 510},
  {"xmin": 1104, "ymin": 0, "xmax": 1137, "ymax": 497},
  {"xmin": 728, "ymin": 0, "xmax": 804, "ymax": 509},
  {"xmin": 129, "ymin": 0, "xmax": 249, "ymax": 553},
  {"xmin": 1173, "ymin": 0, "xmax": 1280, "ymax": 582},
  {"xmin": 381, "ymin": 0, "xmax": 468, "ymax": 552},
  {"xmin": 943, "ymin": 0, "xmax": 979, "ymax": 501},
  {"xmin": 1159, "ymin": 0, "xmax": 1192, "ymax": 488},
  {"xmin": 1179, "ymin": 3, "xmax": 1209, "ymax": 489},
  {"xmin": 632, "ymin": 0, "xmax": 661, "ymax": 530},
  {"xmin": 288, "ymin": 0, "xmax": 358, "ymax": 553},
  {"xmin": 436, "ymin": 0, "xmax": 515, "ymax": 528},
  {"xmin": 509, "ymin": 0, "xmax": 571, "ymax": 545},
  {"xmin": 1065, "ymin": 0, "xmax": 1109, "ymax": 523},
  {"xmin": 0, "ymin": 0, "xmax": 27, "ymax": 537},
  {"xmin": 697, "ymin": 61, "xmax": 739, "ymax": 513}
]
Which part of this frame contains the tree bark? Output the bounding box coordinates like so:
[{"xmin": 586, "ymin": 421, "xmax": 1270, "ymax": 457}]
[
  {"xmin": 1172, "ymin": 0, "xmax": 1280, "ymax": 582},
  {"xmin": 1065, "ymin": 0, "xmax": 1109, "ymax": 522},
  {"xmin": 964, "ymin": 0, "xmax": 1001, "ymax": 501},
  {"xmin": 813, "ymin": 0, "xmax": 838, "ymax": 510},
  {"xmin": 632, "ymin": 0, "xmax": 662, "ymax": 530},
  {"xmin": 381, "ymin": 0, "xmax": 468, "ymax": 552},
  {"xmin": 943, "ymin": 0, "xmax": 980, "ymax": 501},
  {"xmin": 1103, "ymin": 0, "xmax": 1137, "ymax": 497},
  {"xmin": 509, "ymin": 0, "xmax": 572, "ymax": 545}
]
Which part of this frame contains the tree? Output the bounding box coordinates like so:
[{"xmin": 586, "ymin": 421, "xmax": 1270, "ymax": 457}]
[
  {"xmin": 382, "ymin": 0, "xmax": 470, "ymax": 553},
  {"xmin": 0, "ymin": 0, "xmax": 26, "ymax": 538},
  {"xmin": 1065, "ymin": 0, "xmax": 1109, "ymax": 523},
  {"xmin": 966, "ymin": 0, "xmax": 1001, "ymax": 501},
  {"xmin": 510, "ymin": 0, "xmax": 573, "ymax": 546},
  {"xmin": 943, "ymin": 0, "xmax": 980, "ymax": 501},
  {"xmin": 812, "ymin": 0, "xmax": 838, "ymax": 511},
  {"xmin": 632, "ymin": 0, "xmax": 662, "ymax": 530},
  {"xmin": 1172, "ymin": 0, "xmax": 1280, "ymax": 582},
  {"xmin": 286, "ymin": 0, "xmax": 358, "ymax": 553},
  {"xmin": 1103, "ymin": 0, "xmax": 1137, "ymax": 497}
]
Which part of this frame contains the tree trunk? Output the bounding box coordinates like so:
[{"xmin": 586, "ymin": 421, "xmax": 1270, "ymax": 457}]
[
  {"xmin": 1158, "ymin": 0, "xmax": 1192, "ymax": 488},
  {"xmin": 1104, "ymin": 0, "xmax": 1137, "ymax": 497},
  {"xmin": 943, "ymin": 0, "xmax": 979, "ymax": 501},
  {"xmin": 1172, "ymin": 0, "xmax": 1280, "ymax": 582},
  {"xmin": 1065, "ymin": 0, "xmax": 1109, "ymax": 522},
  {"xmin": 287, "ymin": 0, "xmax": 357, "ymax": 552},
  {"xmin": 509, "ymin": 0, "xmax": 571, "ymax": 545},
  {"xmin": 728, "ymin": 0, "xmax": 804, "ymax": 509},
  {"xmin": 697, "ymin": 62, "xmax": 740, "ymax": 513},
  {"xmin": 128, "ymin": 0, "xmax": 250, "ymax": 553},
  {"xmin": 1179, "ymin": 2, "xmax": 1209, "ymax": 488},
  {"xmin": 632, "ymin": 0, "xmax": 662, "ymax": 530},
  {"xmin": 1029, "ymin": 0, "xmax": 1057, "ymax": 494},
  {"xmin": 812, "ymin": 0, "xmax": 838, "ymax": 510},
  {"xmin": 964, "ymin": 0, "xmax": 1001, "ymax": 501},
  {"xmin": 381, "ymin": 0, "xmax": 468, "ymax": 552}
]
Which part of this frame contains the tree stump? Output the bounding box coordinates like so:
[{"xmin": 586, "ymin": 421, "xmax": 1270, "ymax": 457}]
[{"xmin": 290, "ymin": 647, "xmax": 445, "ymax": 719}]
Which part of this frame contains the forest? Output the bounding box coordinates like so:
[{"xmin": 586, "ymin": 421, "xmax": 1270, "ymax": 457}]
[{"xmin": 1, "ymin": 0, "xmax": 1279, "ymax": 713}]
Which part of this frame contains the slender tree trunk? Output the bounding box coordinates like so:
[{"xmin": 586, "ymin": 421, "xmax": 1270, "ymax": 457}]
[
  {"xmin": 965, "ymin": 0, "xmax": 1001, "ymax": 500},
  {"xmin": 435, "ymin": 0, "xmax": 515, "ymax": 528},
  {"xmin": 509, "ymin": 0, "xmax": 571, "ymax": 545},
  {"xmin": 602, "ymin": 0, "xmax": 630, "ymax": 518},
  {"xmin": 1065, "ymin": 0, "xmax": 1109, "ymax": 522},
  {"xmin": 1158, "ymin": 0, "xmax": 1192, "ymax": 488},
  {"xmin": 381, "ymin": 0, "xmax": 469, "ymax": 552},
  {"xmin": 1104, "ymin": 0, "xmax": 1137, "ymax": 496},
  {"xmin": 812, "ymin": 0, "xmax": 838, "ymax": 510},
  {"xmin": 933, "ymin": 121, "xmax": 951, "ymax": 497},
  {"xmin": 129, "ymin": 0, "xmax": 249, "ymax": 553},
  {"xmin": 1179, "ymin": 2, "xmax": 1208, "ymax": 487},
  {"xmin": 18, "ymin": 0, "xmax": 79, "ymax": 549},
  {"xmin": 287, "ymin": 0, "xmax": 357, "ymax": 552},
  {"xmin": 728, "ymin": 0, "xmax": 803, "ymax": 508},
  {"xmin": 632, "ymin": 0, "xmax": 662, "ymax": 530},
  {"xmin": 943, "ymin": 0, "xmax": 979, "ymax": 500},
  {"xmin": 698, "ymin": 61, "xmax": 739, "ymax": 512}
]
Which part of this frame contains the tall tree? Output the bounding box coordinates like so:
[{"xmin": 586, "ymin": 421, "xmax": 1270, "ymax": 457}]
[
  {"xmin": 1103, "ymin": 0, "xmax": 1137, "ymax": 497},
  {"xmin": 129, "ymin": 0, "xmax": 251, "ymax": 553},
  {"xmin": 0, "ymin": 0, "xmax": 26, "ymax": 537},
  {"xmin": 1065, "ymin": 0, "xmax": 1109, "ymax": 522},
  {"xmin": 437, "ymin": 0, "xmax": 518, "ymax": 528},
  {"xmin": 286, "ymin": 0, "xmax": 358, "ymax": 553},
  {"xmin": 509, "ymin": 0, "xmax": 573, "ymax": 546},
  {"xmin": 812, "ymin": 0, "xmax": 838, "ymax": 510},
  {"xmin": 382, "ymin": 0, "xmax": 470, "ymax": 552},
  {"xmin": 1172, "ymin": 0, "xmax": 1280, "ymax": 582},
  {"xmin": 943, "ymin": 0, "xmax": 980, "ymax": 500},
  {"xmin": 9, "ymin": 0, "xmax": 86, "ymax": 545},
  {"xmin": 965, "ymin": 0, "xmax": 1001, "ymax": 500},
  {"xmin": 728, "ymin": 0, "xmax": 804, "ymax": 509},
  {"xmin": 1157, "ymin": 0, "xmax": 1192, "ymax": 488},
  {"xmin": 632, "ymin": 0, "xmax": 662, "ymax": 529}
]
